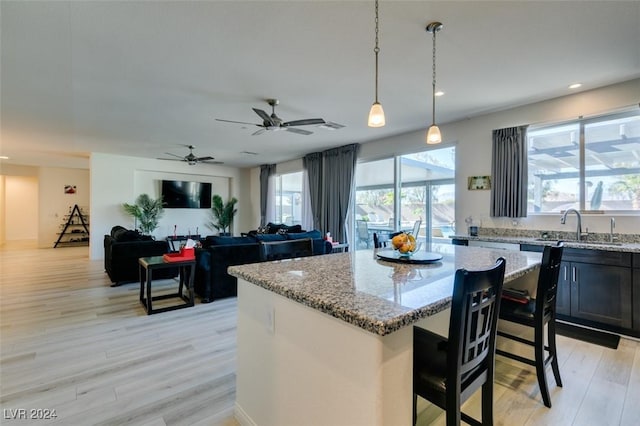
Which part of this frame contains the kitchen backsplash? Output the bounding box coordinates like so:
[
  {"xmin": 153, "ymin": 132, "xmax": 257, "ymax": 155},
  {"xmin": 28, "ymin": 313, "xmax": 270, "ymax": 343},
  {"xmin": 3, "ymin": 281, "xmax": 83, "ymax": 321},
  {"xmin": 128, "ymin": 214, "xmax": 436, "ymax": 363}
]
[{"xmin": 476, "ymin": 227, "xmax": 640, "ymax": 244}]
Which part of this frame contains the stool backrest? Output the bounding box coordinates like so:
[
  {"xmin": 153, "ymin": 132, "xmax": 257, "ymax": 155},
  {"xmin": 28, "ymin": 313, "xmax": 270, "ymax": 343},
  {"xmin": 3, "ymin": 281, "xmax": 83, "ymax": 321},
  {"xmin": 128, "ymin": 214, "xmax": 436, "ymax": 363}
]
[
  {"xmin": 260, "ymin": 238, "xmax": 314, "ymax": 261},
  {"xmin": 449, "ymin": 257, "xmax": 506, "ymax": 394},
  {"xmin": 536, "ymin": 241, "xmax": 564, "ymax": 320}
]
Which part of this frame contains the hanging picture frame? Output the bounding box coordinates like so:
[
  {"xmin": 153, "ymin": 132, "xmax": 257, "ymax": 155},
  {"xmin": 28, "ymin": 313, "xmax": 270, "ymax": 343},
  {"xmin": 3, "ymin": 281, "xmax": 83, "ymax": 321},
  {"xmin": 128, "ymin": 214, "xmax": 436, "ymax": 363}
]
[{"xmin": 467, "ymin": 176, "xmax": 491, "ymax": 190}]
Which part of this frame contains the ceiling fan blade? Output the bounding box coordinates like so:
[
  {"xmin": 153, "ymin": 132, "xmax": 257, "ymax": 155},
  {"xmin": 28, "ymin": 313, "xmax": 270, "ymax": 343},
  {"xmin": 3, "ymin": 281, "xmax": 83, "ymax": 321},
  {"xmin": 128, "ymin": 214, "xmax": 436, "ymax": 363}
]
[
  {"xmin": 284, "ymin": 118, "xmax": 326, "ymax": 127},
  {"xmin": 252, "ymin": 129, "xmax": 266, "ymax": 136},
  {"xmin": 319, "ymin": 121, "xmax": 346, "ymax": 130},
  {"xmin": 202, "ymin": 160, "xmax": 224, "ymax": 164},
  {"xmin": 195, "ymin": 156, "xmax": 214, "ymax": 161},
  {"xmin": 215, "ymin": 118, "xmax": 262, "ymax": 126},
  {"xmin": 158, "ymin": 157, "xmax": 183, "ymax": 161},
  {"xmin": 286, "ymin": 127, "xmax": 313, "ymax": 135},
  {"xmin": 164, "ymin": 152, "xmax": 184, "ymax": 159},
  {"xmin": 252, "ymin": 108, "xmax": 276, "ymax": 126}
]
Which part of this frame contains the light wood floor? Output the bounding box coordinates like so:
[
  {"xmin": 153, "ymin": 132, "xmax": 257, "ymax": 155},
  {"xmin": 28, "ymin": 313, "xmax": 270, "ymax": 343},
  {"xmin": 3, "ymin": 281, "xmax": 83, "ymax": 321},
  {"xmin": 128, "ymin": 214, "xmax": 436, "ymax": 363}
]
[{"xmin": 1, "ymin": 243, "xmax": 639, "ymax": 425}]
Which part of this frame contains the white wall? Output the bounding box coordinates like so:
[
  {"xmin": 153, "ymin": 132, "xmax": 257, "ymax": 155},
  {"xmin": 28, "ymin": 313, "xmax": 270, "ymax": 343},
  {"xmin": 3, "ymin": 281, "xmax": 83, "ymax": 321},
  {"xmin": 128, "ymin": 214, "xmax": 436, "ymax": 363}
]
[
  {"xmin": 4, "ymin": 175, "xmax": 38, "ymax": 241},
  {"xmin": 38, "ymin": 167, "xmax": 90, "ymax": 248},
  {"xmin": 90, "ymin": 153, "xmax": 252, "ymax": 260},
  {"xmin": 247, "ymin": 79, "xmax": 640, "ymax": 237}
]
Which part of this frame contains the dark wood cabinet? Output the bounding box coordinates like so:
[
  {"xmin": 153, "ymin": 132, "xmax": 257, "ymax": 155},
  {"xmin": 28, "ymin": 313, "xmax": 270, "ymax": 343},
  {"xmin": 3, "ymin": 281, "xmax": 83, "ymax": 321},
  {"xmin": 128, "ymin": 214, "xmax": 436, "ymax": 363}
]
[
  {"xmin": 556, "ymin": 249, "xmax": 632, "ymax": 329},
  {"xmin": 633, "ymin": 254, "xmax": 640, "ymax": 332},
  {"xmin": 566, "ymin": 261, "xmax": 632, "ymax": 328}
]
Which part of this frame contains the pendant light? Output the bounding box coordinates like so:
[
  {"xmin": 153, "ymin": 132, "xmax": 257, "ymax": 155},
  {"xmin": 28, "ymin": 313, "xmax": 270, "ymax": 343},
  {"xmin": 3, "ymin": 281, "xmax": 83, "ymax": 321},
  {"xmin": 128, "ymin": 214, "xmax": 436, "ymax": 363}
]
[
  {"xmin": 368, "ymin": 0, "xmax": 385, "ymax": 127},
  {"xmin": 426, "ymin": 22, "xmax": 443, "ymax": 144}
]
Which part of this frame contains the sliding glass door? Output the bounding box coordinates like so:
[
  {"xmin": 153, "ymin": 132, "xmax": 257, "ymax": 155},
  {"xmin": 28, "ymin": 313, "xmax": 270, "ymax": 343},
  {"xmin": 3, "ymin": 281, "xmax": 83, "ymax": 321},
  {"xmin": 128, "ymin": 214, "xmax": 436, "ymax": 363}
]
[{"xmin": 354, "ymin": 146, "xmax": 455, "ymax": 249}]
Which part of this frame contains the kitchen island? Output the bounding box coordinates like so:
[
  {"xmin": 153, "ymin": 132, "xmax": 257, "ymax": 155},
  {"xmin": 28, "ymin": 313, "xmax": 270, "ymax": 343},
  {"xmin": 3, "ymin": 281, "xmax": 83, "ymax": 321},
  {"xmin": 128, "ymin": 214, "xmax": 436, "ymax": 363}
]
[{"xmin": 229, "ymin": 244, "xmax": 541, "ymax": 426}]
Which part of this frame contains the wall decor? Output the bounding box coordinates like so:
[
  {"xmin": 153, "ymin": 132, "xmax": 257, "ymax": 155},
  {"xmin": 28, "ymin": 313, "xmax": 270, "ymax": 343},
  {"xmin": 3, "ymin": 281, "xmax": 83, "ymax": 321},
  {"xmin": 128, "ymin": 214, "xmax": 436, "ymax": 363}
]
[
  {"xmin": 64, "ymin": 185, "xmax": 77, "ymax": 194},
  {"xmin": 467, "ymin": 176, "xmax": 491, "ymax": 190}
]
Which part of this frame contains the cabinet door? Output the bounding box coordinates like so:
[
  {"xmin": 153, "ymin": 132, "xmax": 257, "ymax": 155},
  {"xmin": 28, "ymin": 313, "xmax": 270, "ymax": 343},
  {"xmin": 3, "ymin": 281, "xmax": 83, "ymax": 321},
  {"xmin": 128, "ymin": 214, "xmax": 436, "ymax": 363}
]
[
  {"xmin": 570, "ymin": 263, "xmax": 632, "ymax": 328},
  {"xmin": 556, "ymin": 261, "xmax": 571, "ymax": 316},
  {"xmin": 634, "ymin": 268, "xmax": 640, "ymax": 332}
]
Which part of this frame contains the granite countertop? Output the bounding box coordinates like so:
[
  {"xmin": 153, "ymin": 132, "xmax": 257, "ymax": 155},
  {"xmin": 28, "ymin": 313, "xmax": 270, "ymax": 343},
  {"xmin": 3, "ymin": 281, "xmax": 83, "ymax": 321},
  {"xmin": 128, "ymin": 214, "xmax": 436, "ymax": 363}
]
[
  {"xmin": 450, "ymin": 234, "xmax": 640, "ymax": 253},
  {"xmin": 229, "ymin": 244, "xmax": 541, "ymax": 336}
]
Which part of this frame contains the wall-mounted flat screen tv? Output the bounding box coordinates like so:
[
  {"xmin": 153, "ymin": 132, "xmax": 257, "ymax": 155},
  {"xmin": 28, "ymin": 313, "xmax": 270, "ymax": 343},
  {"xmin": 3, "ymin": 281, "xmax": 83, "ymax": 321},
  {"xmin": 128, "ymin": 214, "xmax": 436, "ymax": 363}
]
[{"xmin": 161, "ymin": 180, "xmax": 212, "ymax": 208}]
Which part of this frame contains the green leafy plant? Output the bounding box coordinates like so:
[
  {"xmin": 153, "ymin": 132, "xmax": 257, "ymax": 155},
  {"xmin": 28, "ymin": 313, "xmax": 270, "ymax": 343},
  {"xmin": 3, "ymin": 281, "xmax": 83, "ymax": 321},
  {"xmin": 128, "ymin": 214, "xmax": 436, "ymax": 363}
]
[
  {"xmin": 207, "ymin": 195, "xmax": 238, "ymax": 235},
  {"xmin": 122, "ymin": 194, "xmax": 164, "ymax": 235}
]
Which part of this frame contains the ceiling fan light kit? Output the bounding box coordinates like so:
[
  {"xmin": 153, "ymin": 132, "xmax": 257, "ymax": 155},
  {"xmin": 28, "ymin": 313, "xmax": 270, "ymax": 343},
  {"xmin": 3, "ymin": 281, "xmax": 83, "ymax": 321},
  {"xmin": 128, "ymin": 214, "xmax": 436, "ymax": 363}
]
[
  {"xmin": 367, "ymin": 0, "xmax": 385, "ymax": 128},
  {"xmin": 426, "ymin": 21, "xmax": 443, "ymax": 144}
]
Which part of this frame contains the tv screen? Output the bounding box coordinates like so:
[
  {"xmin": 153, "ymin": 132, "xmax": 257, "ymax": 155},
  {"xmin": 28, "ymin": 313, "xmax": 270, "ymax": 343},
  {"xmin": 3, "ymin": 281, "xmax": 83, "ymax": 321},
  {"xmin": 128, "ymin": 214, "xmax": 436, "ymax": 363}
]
[{"xmin": 161, "ymin": 180, "xmax": 212, "ymax": 208}]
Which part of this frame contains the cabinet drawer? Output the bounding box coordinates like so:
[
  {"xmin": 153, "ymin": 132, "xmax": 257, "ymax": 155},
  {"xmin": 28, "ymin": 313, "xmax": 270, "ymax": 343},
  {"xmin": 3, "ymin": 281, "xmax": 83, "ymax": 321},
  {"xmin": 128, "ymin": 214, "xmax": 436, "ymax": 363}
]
[{"xmin": 562, "ymin": 248, "xmax": 631, "ymax": 267}]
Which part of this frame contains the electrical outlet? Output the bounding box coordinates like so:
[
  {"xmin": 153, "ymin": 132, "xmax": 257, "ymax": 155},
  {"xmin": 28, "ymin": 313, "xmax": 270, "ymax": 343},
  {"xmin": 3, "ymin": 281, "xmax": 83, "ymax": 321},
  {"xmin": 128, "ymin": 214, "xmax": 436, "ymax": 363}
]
[{"xmin": 265, "ymin": 305, "xmax": 275, "ymax": 334}]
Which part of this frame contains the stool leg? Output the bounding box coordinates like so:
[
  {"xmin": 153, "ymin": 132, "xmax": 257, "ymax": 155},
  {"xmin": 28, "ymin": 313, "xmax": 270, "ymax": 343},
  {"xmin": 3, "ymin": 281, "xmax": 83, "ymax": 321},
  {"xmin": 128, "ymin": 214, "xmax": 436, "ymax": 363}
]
[
  {"xmin": 535, "ymin": 322, "xmax": 552, "ymax": 408},
  {"xmin": 548, "ymin": 320, "xmax": 563, "ymax": 387}
]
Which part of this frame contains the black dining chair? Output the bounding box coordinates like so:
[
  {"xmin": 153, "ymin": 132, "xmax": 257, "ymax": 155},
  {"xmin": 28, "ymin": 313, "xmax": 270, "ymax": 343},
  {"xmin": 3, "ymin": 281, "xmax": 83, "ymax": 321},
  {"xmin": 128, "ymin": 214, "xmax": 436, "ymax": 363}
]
[
  {"xmin": 496, "ymin": 241, "xmax": 564, "ymax": 408},
  {"xmin": 413, "ymin": 257, "xmax": 506, "ymax": 426},
  {"xmin": 260, "ymin": 238, "xmax": 314, "ymax": 261}
]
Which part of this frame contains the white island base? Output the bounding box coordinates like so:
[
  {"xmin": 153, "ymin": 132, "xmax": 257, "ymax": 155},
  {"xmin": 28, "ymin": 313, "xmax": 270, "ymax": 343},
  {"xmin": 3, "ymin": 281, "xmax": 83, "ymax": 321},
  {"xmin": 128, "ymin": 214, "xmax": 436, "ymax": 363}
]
[{"xmin": 234, "ymin": 279, "xmax": 450, "ymax": 426}]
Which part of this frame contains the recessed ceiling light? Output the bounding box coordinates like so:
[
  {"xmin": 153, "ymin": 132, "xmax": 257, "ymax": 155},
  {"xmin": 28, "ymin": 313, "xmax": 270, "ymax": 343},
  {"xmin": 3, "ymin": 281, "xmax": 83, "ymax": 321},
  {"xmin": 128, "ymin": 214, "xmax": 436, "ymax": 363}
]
[
  {"xmin": 435, "ymin": 91, "xmax": 445, "ymax": 97},
  {"xmin": 568, "ymin": 83, "xmax": 582, "ymax": 89},
  {"xmin": 0, "ymin": 156, "xmax": 9, "ymax": 160}
]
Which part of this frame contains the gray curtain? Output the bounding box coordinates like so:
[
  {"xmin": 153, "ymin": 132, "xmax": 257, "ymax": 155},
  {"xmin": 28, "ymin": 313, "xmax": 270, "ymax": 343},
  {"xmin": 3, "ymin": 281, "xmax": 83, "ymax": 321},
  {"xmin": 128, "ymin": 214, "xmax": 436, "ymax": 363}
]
[
  {"xmin": 490, "ymin": 126, "xmax": 528, "ymax": 218},
  {"xmin": 323, "ymin": 143, "xmax": 360, "ymax": 243},
  {"xmin": 303, "ymin": 152, "xmax": 323, "ymax": 231},
  {"xmin": 260, "ymin": 164, "xmax": 276, "ymax": 226}
]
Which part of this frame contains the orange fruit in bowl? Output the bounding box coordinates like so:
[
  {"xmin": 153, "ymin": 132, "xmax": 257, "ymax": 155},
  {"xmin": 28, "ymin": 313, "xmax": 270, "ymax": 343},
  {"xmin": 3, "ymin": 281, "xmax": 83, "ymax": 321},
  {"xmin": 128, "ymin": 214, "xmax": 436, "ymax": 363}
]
[{"xmin": 391, "ymin": 233, "xmax": 408, "ymax": 249}]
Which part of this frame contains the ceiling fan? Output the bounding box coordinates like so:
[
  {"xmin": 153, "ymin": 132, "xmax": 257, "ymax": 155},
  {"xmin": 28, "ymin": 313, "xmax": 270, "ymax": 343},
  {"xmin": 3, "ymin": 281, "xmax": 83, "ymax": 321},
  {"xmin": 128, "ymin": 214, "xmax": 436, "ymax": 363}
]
[
  {"xmin": 216, "ymin": 99, "xmax": 329, "ymax": 136},
  {"xmin": 159, "ymin": 145, "xmax": 223, "ymax": 165}
]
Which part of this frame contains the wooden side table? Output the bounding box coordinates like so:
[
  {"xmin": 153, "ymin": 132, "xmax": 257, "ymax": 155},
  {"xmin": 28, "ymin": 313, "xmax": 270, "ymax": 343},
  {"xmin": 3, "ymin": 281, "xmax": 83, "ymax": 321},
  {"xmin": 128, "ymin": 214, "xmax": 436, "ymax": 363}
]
[{"xmin": 138, "ymin": 256, "xmax": 195, "ymax": 315}]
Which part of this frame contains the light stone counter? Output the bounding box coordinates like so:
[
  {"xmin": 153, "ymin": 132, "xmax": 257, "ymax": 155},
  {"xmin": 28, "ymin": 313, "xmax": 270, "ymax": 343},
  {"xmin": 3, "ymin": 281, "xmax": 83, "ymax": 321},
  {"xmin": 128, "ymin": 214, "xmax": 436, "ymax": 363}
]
[
  {"xmin": 229, "ymin": 243, "xmax": 541, "ymax": 336},
  {"xmin": 230, "ymin": 244, "xmax": 542, "ymax": 426},
  {"xmin": 450, "ymin": 234, "xmax": 640, "ymax": 253}
]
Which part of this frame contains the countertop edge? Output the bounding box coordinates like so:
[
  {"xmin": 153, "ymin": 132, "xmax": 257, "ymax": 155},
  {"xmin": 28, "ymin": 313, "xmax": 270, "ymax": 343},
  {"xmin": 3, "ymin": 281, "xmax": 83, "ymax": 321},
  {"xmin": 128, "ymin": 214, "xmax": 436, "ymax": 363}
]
[
  {"xmin": 450, "ymin": 235, "xmax": 640, "ymax": 253},
  {"xmin": 229, "ymin": 258, "xmax": 541, "ymax": 336}
]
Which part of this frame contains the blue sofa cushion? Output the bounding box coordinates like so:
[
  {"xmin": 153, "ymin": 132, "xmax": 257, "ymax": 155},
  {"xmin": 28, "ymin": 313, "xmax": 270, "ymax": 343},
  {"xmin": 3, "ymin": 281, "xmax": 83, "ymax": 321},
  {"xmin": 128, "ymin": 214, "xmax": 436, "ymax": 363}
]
[
  {"xmin": 286, "ymin": 230, "xmax": 322, "ymax": 240},
  {"xmin": 253, "ymin": 233, "xmax": 287, "ymax": 242},
  {"xmin": 203, "ymin": 236, "xmax": 257, "ymax": 247}
]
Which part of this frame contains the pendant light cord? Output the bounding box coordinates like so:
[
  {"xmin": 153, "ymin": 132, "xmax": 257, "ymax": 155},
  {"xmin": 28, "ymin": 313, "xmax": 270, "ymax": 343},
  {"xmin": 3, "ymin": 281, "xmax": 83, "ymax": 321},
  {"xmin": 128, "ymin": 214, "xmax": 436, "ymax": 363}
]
[
  {"xmin": 431, "ymin": 26, "xmax": 437, "ymax": 125},
  {"xmin": 374, "ymin": 0, "xmax": 380, "ymax": 103}
]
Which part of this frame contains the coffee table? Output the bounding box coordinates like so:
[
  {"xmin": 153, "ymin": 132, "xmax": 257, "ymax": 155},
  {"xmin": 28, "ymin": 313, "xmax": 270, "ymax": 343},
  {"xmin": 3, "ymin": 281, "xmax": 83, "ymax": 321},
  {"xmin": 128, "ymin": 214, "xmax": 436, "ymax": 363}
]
[{"xmin": 138, "ymin": 256, "xmax": 195, "ymax": 315}]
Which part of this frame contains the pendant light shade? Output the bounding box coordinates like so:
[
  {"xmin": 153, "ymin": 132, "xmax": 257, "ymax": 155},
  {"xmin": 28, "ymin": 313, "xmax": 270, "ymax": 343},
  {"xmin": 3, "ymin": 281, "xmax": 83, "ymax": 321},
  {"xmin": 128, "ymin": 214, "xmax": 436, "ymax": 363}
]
[
  {"xmin": 368, "ymin": 102, "xmax": 385, "ymax": 127},
  {"xmin": 368, "ymin": 0, "xmax": 385, "ymax": 127},
  {"xmin": 427, "ymin": 124, "xmax": 442, "ymax": 144},
  {"xmin": 426, "ymin": 21, "xmax": 443, "ymax": 144}
]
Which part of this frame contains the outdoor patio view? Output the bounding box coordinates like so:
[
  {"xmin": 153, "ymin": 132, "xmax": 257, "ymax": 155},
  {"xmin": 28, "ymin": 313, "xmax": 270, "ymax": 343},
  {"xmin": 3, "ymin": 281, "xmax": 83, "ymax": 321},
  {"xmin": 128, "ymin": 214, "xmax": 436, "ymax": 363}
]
[{"xmin": 355, "ymin": 147, "xmax": 455, "ymax": 249}]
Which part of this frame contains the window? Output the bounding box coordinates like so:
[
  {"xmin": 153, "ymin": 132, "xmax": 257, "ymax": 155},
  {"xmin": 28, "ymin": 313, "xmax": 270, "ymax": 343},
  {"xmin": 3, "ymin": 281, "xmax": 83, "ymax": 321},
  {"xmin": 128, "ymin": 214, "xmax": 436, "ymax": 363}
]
[
  {"xmin": 528, "ymin": 109, "xmax": 640, "ymax": 213},
  {"xmin": 274, "ymin": 172, "xmax": 303, "ymax": 225},
  {"xmin": 354, "ymin": 146, "xmax": 455, "ymax": 249}
]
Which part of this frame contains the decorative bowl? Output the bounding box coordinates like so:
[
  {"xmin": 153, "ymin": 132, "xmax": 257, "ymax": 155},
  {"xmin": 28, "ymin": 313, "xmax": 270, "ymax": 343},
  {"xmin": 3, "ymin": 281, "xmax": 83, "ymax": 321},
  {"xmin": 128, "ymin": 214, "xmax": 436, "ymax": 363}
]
[{"xmin": 390, "ymin": 232, "xmax": 420, "ymax": 257}]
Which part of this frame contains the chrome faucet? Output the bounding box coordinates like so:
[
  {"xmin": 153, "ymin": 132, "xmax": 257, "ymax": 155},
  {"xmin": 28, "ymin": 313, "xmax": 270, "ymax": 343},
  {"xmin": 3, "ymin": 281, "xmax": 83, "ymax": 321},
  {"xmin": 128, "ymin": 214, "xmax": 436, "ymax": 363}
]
[
  {"xmin": 610, "ymin": 217, "xmax": 616, "ymax": 242},
  {"xmin": 560, "ymin": 208, "xmax": 582, "ymax": 241}
]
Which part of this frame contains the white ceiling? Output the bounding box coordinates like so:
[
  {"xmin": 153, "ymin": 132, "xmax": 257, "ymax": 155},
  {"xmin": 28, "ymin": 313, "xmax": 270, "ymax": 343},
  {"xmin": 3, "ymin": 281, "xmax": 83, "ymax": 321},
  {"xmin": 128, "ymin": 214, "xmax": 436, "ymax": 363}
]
[{"xmin": 2, "ymin": 1, "xmax": 639, "ymax": 169}]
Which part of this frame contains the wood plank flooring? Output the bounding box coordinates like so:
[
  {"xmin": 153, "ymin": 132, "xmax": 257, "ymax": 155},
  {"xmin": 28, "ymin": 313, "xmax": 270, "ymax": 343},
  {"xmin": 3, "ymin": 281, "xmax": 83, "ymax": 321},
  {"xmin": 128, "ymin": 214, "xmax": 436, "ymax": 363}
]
[{"xmin": 1, "ymin": 243, "xmax": 639, "ymax": 425}]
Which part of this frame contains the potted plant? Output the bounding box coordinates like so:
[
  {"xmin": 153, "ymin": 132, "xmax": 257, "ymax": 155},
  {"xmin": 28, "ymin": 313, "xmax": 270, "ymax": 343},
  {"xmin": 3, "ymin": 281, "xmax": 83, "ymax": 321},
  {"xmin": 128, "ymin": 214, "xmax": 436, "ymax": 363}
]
[
  {"xmin": 207, "ymin": 195, "xmax": 238, "ymax": 236},
  {"xmin": 122, "ymin": 194, "xmax": 164, "ymax": 236}
]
